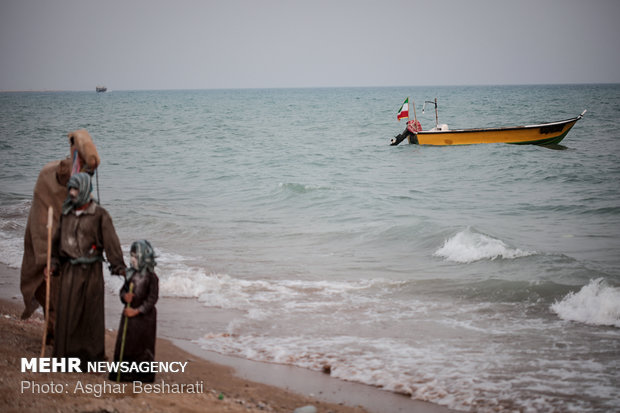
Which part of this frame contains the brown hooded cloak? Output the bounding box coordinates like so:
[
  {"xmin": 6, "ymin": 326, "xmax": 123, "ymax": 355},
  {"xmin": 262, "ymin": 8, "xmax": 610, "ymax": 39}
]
[{"xmin": 20, "ymin": 130, "xmax": 101, "ymax": 340}]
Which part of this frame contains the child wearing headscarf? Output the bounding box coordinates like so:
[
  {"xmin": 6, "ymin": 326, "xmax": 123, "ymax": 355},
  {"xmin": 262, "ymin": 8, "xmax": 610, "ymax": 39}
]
[{"xmin": 110, "ymin": 240, "xmax": 159, "ymax": 382}]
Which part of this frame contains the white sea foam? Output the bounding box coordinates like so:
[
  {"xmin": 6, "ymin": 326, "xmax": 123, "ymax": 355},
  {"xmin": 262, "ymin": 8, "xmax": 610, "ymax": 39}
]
[
  {"xmin": 195, "ymin": 331, "xmax": 601, "ymax": 412},
  {"xmin": 551, "ymin": 278, "xmax": 620, "ymax": 327},
  {"xmin": 196, "ymin": 333, "xmax": 465, "ymax": 401},
  {"xmin": 0, "ymin": 233, "xmax": 23, "ymax": 268},
  {"xmin": 155, "ymin": 260, "xmax": 392, "ymax": 314},
  {"xmin": 0, "ymin": 201, "xmax": 29, "ymax": 268},
  {"xmin": 278, "ymin": 182, "xmax": 333, "ymax": 193},
  {"xmin": 433, "ymin": 228, "xmax": 535, "ymax": 263}
]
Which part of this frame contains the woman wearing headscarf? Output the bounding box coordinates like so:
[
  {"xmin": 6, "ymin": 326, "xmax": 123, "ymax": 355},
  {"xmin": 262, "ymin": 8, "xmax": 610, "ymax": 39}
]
[
  {"xmin": 110, "ymin": 239, "xmax": 159, "ymax": 382},
  {"xmin": 50, "ymin": 172, "xmax": 126, "ymax": 364}
]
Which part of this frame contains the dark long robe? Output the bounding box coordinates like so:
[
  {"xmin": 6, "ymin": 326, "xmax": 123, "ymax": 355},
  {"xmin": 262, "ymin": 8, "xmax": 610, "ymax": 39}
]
[
  {"xmin": 51, "ymin": 201, "xmax": 125, "ymax": 364},
  {"xmin": 110, "ymin": 269, "xmax": 159, "ymax": 382},
  {"xmin": 20, "ymin": 158, "xmax": 71, "ymax": 336}
]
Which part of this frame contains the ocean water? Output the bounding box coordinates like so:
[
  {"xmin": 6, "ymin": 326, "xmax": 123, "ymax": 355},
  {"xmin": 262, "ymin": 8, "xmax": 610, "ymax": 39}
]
[{"xmin": 1, "ymin": 85, "xmax": 619, "ymax": 412}]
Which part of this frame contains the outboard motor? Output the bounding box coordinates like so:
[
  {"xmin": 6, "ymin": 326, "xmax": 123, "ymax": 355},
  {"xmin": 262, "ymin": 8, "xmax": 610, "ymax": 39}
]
[
  {"xmin": 390, "ymin": 128, "xmax": 413, "ymax": 146},
  {"xmin": 390, "ymin": 119, "xmax": 422, "ymax": 145}
]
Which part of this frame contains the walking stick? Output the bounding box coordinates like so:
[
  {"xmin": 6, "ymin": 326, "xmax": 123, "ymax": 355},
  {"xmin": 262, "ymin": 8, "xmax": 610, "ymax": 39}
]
[
  {"xmin": 116, "ymin": 282, "xmax": 134, "ymax": 382},
  {"xmin": 41, "ymin": 206, "xmax": 53, "ymax": 357}
]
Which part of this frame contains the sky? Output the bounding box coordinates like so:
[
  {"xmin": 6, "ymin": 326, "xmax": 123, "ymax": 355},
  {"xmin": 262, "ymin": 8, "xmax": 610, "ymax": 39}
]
[{"xmin": 1, "ymin": 0, "xmax": 619, "ymax": 91}]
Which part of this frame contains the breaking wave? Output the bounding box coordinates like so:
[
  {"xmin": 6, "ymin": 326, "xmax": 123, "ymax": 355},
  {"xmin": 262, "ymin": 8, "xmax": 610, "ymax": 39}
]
[
  {"xmin": 433, "ymin": 227, "xmax": 535, "ymax": 263},
  {"xmin": 551, "ymin": 278, "xmax": 620, "ymax": 327}
]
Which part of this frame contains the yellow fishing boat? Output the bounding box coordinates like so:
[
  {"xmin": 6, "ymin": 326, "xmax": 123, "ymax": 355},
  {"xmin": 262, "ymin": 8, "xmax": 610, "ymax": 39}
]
[{"xmin": 391, "ymin": 98, "xmax": 586, "ymax": 146}]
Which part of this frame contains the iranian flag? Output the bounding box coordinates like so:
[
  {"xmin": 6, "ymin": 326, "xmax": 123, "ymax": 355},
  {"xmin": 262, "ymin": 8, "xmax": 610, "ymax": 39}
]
[{"xmin": 397, "ymin": 98, "xmax": 409, "ymax": 121}]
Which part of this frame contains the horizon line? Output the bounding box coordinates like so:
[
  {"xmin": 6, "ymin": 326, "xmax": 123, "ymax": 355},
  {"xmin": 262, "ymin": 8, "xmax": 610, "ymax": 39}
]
[{"xmin": 2, "ymin": 81, "xmax": 619, "ymax": 93}]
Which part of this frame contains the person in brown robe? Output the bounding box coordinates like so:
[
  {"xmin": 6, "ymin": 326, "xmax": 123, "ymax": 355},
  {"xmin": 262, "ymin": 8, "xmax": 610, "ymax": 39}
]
[
  {"xmin": 110, "ymin": 239, "xmax": 159, "ymax": 383},
  {"xmin": 21, "ymin": 157, "xmax": 71, "ymax": 338},
  {"xmin": 21, "ymin": 129, "xmax": 101, "ymax": 343},
  {"xmin": 50, "ymin": 172, "xmax": 125, "ymax": 364}
]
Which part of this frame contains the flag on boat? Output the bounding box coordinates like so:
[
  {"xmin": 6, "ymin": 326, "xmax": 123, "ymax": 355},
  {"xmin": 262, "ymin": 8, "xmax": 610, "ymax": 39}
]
[{"xmin": 397, "ymin": 98, "xmax": 409, "ymax": 121}]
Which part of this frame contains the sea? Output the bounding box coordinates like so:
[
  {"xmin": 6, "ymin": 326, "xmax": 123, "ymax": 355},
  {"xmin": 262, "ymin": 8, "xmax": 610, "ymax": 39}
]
[{"xmin": 0, "ymin": 84, "xmax": 619, "ymax": 412}]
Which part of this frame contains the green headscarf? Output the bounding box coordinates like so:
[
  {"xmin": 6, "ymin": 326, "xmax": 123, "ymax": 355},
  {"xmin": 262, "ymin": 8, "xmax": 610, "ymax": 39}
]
[
  {"xmin": 62, "ymin": 172, "xmax": 93, "ymax": 215},
  {"xmin": 128, "ymin": 239, "xmax": 157, "ymax": 277}
]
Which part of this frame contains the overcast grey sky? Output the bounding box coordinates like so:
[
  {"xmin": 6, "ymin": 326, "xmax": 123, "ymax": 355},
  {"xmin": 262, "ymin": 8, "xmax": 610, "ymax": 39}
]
[{"xmin": 1, "ymin": 0, "xmax": 619, "ymax": 91}]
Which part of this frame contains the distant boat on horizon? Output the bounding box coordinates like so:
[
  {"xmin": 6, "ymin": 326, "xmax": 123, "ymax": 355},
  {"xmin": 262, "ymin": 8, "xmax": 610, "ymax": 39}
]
[{"xmin": 96, "ymin": 86, "xmax": 107, "ymax": 92}]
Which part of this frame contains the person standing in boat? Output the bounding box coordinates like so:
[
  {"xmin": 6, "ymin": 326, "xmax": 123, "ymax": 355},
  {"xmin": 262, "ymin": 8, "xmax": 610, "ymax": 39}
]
[
  {"xmin": 110, "ymin": 239, "xmax": 159, "ymax": 383},
  {"xmin": 49, "ymin": 172, "xmax": 126, "ymax": 364}
]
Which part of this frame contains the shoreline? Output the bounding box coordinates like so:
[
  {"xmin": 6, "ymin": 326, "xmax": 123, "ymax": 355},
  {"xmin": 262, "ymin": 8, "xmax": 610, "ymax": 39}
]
[
  {"xmin": 0, "ymin": 297, "xmax": 358, "ymax": 413},
  {"xmin": 0, "ymin": 263, "xmax": 453, "ymax": 412}
]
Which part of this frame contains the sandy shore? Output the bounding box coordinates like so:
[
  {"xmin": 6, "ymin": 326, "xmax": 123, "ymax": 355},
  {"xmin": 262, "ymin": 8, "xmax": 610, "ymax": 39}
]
[
  {"xmin": 1, "ymin": 298, "xmax": 366, "ymax": 413},
  {"xmin": 0, "ymin": 263, "xmax": 452, "ymax": 413}
]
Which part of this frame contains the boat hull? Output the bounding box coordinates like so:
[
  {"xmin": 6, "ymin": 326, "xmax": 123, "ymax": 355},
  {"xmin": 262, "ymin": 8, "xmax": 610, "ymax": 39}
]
[{"xmin": 407, "ymin": 116, "xmax": 582, "ymax": 146}]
